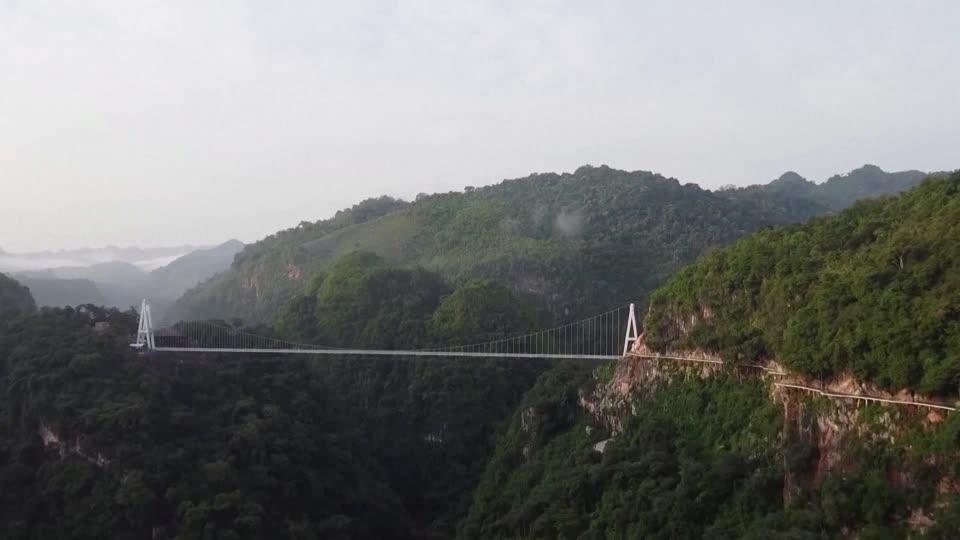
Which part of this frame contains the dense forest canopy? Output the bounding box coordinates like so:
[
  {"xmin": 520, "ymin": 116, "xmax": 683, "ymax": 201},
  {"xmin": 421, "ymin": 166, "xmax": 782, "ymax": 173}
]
[
  {"xmin": 0, "ymin": 305, "xmax": 550, "ymax": 538},
  {"xmin": 275, "ymin": 251, "xmax": 544, "ymax": 350},
  {"xmin": 645, "ymin": 171, "xmax": 960, "ymax": 395},
  {"xmin": 171, "ymin": 165, "xmax": 924, "ymax": 327},
  {"xmin": 429, "ymin": 279, "xmax": 543, "ymax": 348}
]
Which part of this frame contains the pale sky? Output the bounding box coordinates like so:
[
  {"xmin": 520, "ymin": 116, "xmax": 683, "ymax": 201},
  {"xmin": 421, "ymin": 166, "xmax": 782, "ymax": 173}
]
[{"xmin": 1, "ymin": 1, "xmax": 958, "ymax": 252}]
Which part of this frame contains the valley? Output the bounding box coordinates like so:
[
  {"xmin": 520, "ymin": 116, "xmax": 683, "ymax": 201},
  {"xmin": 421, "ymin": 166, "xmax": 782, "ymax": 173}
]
[
  {"xmin": 5, "ymin": 4, "xmax": 958, "ymax": 537},
  {"xmin": 1, "ymin": 166, "xmax": 958, "ymax": 538}
]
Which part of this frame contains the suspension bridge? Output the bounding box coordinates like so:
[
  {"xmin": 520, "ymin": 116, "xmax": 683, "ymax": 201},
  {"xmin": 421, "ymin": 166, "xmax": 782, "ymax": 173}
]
[
  {"xmin": 130, "ymin": 300, "xmax": 642, "ymax": 360},
  {"xmin": 131, "ymin": 300, "xmax": 959, "ymax": 412}
]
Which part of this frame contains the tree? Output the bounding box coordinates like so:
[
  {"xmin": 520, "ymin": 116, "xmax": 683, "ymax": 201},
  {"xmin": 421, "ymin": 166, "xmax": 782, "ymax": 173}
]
[{"xmin": 430, "ymin": 279, "xmax": 541, "ymax": 345}]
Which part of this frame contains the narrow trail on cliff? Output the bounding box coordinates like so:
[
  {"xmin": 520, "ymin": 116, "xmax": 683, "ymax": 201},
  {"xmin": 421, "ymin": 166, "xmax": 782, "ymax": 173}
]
[{"xmin": 625, "ymin": 352, "xmax": 957, "ymax": 413}]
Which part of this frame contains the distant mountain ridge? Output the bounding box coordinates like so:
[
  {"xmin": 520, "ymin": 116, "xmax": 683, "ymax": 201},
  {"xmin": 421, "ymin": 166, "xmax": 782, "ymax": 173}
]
[
  {"xmin": 725, "ymin": 164, "xmax": 926, "ymax": 215},
  {"xmin": 818, "ymin": 164, "xmax": 928, "ymax": 209},
  {"xmin": 170, "ymin": 164, "xmax": 931, "ymax": 326},
  {"xmin": 11, "ymin": 240, "xmax": 244, "ymax": 314},
  {"xmin": 18, "ymin": 261, "xmax": 147, "ymax": 310},
  {"xmin": 0, "ymin": 244, "xmax": 197, "ymax": 273},
  {"xmin": 148, "ymin": 240, "xmax": 245, "ymax": 297}
]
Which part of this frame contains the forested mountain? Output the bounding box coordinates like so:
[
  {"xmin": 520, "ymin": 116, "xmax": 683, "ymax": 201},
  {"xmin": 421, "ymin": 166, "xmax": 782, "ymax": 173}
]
[
  {"xmin": 645, "ymin": 170, "xmax": 960, "ymax": 395},
  {"xmin": 171, "ymin": 165, "xmax": 924, "ymax": 327},
  {"xmin": 461, "ymin": 172, "xmax": 960, "ymax": 538},
  {"xmin": 0, "ymin": 273, "xmax": 35, "ymax": 321}
]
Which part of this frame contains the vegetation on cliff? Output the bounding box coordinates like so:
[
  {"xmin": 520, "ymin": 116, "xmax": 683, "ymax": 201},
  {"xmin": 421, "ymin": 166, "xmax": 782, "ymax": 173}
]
[
  {"xmin": 461, "ymin": 362, "xmax": 960, "ymax": 538},
  {"xmin": 646, "ymin": 171, "xmax": 960, "ymax": 395},
  {"xmin": 461, "ymin": 367, "xmax": 786, "ymax": 538}
]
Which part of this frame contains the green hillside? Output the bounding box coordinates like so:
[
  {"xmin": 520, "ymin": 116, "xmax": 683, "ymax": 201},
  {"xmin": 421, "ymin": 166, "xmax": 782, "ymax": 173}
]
[
  {"xmin": 171, "ymin": 165, "xmax": 923, "ymax": 327},
  {"xmin": 645, "ymin": 171, "xmax": 960, "ymax": 395},
  {"xmin": 460, "ymin": 171, "xmax": 960, "ymax": 538}
]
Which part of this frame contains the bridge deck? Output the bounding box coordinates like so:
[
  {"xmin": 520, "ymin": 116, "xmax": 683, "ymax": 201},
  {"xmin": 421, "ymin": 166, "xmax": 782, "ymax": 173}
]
[{"xmin": 153, "ymin": 347, "xmax": 620, "ymax": 360}]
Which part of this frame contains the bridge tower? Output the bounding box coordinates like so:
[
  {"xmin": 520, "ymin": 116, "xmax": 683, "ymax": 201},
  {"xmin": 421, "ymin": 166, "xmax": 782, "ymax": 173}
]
[
  {"xmin": 131, "ymin": 299, "xmax": 155, "ymax": 351},
  {"xmin": 622, "ymin": 302, "xmax": 639, "ymax": 355}
]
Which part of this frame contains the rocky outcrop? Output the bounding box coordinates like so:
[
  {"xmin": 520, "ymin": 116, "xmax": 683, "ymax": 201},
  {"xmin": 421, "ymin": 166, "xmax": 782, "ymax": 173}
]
[
  {"xmin": 286, "ymin": 264, "xmax": 303, "ymax": 280},
  {"xmin": 582, "ymin": 354, "xmax": 713, "ymax": 433},
  {"xmin": 581, "ymin": 337, "xmax": 729, "ymax": 433},
  {"xmin": 39, "ymin": 421, "xmax": 110, "ymax": 468},
  {"xmin": 241, "ymin": 274, "xmax": 261, "ymax": 300},
  {"xmin": 581, "ymin": 329, "xmax": 958, "ymax": 529}
]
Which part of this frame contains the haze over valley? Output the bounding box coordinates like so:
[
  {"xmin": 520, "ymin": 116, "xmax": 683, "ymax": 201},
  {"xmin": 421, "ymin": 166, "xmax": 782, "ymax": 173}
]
[{"xmin": 0, "ymin": 240, "xmax": 244, "ymax": 318}]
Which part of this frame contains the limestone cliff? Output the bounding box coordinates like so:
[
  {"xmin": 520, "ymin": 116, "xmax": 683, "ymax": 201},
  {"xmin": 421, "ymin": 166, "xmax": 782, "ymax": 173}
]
[
  {"xmin": 578, "ymin": 327, "xmax": 960, "ymax": 530},
  {"xmin": 38, "ymin": 420, "xmax": 110, "ymax": 468}
]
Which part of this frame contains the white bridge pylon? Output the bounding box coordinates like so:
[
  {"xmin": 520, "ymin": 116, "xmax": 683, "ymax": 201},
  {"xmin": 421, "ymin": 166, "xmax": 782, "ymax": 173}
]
[
  {"xmin": 131, "ymin": 300, "xmax": 641, "ymax": 360},
  {"xmin": 131, "ymin": 299, "xmax": 155, "ymax": 350}
]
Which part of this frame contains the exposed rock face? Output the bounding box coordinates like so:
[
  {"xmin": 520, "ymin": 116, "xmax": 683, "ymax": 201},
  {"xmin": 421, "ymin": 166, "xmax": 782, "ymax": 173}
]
[
  {"xmin": 644, "ymin": 301, "xmax": 715, "ymax": 347},
  {"xmin": 581, "ymin": 338, "xmax": 725, "ymax": 433},
  {"xmin": 592, "ymin": 439, "xmax": 612, "ymax": 454},
  {"xmin": 242, "ymin": 274, "xmax": 261, "ymax": 299},
  {"xmin": 520, "ymin": 406, "xmax": 537, "ymax": 432},
  {"xmin": 581, "ymin": 330, "xmax": 958, "ymax": 527},
  {"xmin": 772, "ymin": 380, "xmax": 957, "ymax": 515},
  {"xmin": 39, "ymin": 421, "xmax": 110, "ymax": 468},
  {"xmin": 423, "ymin": 422, "xmax": 448, "ymax": 444},
  {"xmin": 582, "ymin": 356, "xmax": 691, "ymax": 432},
  {"xmin": 776, "ymin": 389, "xmax": 857, "ymax": 503}
]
